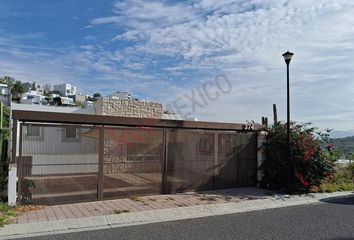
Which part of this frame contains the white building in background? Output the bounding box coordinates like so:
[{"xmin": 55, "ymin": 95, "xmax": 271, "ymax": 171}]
[
  {"xmin": 11, "ymin": 102, "xmax": 95, "ymax": 114},
  {"xmin": 53, "ymin": 83, "xmax": 77, "ymax": 97},
  {"xmin": 42, "ymin": 84, "xmax": 53, "ymax": 94},
  {"xmin": 52, "ymin": 96, "xmax": 75, "ymax": 106},
  {"xmin": 22, "ymin": 82, "xmax": 46, "ymax": 95},
  {"xmin": 0, "ymin": 83, "xmax": 10, "ymax": 105},
  {"xmin": 110, "ymin": 91, "xmax": 132, "ymax": 100},
  {"xmin": 21, "ymin": 91, "xmax": 45, "ymax": 105}
]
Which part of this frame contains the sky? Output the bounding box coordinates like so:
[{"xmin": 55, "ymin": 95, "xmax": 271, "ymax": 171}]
[{"xmin": 1, "ymin": 0, "xmax": 354, "ymax": 131}]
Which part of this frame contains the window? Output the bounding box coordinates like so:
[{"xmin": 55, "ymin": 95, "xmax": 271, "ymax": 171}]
[
  {"xmin": 63, "ymin": 126, "xmax": 80, "ymax": 142},
  {"xmin": 26, "ymin": 125, "xmax": 43, "ymax": 140}
]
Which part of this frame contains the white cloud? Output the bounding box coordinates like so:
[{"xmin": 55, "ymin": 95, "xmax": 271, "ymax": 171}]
[
  {"xmin": 91, "ymin": 16, "xmax": 122, "ymax": 25},
  {"xmin": 90, "ymin": 0, "xmax": 354, "ymax": 129},
  {"xmin": 2, "ymin": 0, "xmax": 354, "ymax": 130},
  {"xmin": 113, "ymin": 0, "xmax": 198, "ymax": 26}
]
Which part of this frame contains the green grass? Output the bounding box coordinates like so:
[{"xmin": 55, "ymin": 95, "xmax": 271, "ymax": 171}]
[
  {"xmin": 0, "ymin": 202, "xmax": 16, "ymax": 227},
  {"xmin": 319, "ymin": 167, "xmax": 354, "ymax": 193},
  {"xmin": 113, "ymin": 209, "xmax": 130, "ymax": 214}
]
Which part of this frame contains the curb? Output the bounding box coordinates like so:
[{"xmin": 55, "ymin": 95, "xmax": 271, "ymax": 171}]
[{"xmin": 1, "ymin": 191, "xmax": 352, "ymax": 239}]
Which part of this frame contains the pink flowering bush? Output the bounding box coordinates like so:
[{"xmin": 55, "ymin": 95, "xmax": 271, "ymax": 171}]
[{"xmin": 260, "ymin": 123, "xmax": 338, "ymax": 193}]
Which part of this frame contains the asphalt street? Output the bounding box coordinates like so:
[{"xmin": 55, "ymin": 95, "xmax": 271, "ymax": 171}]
[{"xmin": 23, "ymin": 195, "xmax": 354, "ymax": 240}]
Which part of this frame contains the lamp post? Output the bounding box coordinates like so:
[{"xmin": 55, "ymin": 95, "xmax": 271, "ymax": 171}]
[{"xmin": 282, "ymin": 51, "xmax": 294, "ymax": 190}]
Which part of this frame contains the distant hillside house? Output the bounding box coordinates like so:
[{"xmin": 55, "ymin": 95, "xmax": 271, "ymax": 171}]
[
  {"xmin": 68, "ymin": 94, "xmax": 86, "ymax": 103},
  {"xmin": 21, "ymin": 91, "xmax": 46, "ymax": 105},
  {"xmin": 0, "ymin": 83, "xmax": 9, "ymax": 105},
  {"xmin": 53, "ymin": 83, "xmax": 77, "ymax": 97},
  {"xmin": 22, "ymin": 82, "xmax": 45, "ymax": 95},
  {"xmin": 53, "ymin": 96, "xmax": 75, "ymax": 106}
]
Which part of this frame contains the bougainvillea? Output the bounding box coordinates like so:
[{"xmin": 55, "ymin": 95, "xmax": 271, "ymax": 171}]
[{"xmin": 260, "ymin": 123, "xmax": 338, "ymax": 192}]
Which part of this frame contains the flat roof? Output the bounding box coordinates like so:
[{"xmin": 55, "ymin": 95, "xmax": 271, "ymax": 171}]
[{"xmin": 12, "ymin": 110, "xmax": 263, "ymax": 131}]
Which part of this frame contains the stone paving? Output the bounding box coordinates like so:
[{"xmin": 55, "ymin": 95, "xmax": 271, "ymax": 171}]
[
  {"xmin": 2, "ymin": 189, "xmax": 353, "ymax": 238},
  {"xmin": 12, "ymin": 187, "xmax": 268, "ymax": 224}
]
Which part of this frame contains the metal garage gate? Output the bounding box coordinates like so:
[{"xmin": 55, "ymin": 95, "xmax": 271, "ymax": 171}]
[{"xmin": 13, "ymin": 110, "xmax": 260, "ymax": 205}]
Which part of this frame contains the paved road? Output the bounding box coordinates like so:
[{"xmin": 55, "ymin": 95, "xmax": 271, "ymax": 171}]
[{"xmin": 24, "ymin": 195, "xmax": 354, "ymax": 240}]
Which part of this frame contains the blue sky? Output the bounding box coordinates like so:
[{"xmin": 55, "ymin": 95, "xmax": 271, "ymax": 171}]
[{"xmin": 1, "ymin": 0, "xmax": 354, "ymax": 130}]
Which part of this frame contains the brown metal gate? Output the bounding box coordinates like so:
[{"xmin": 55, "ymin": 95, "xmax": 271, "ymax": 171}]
[
  {"xmin": 13, "ymin": 110, "xmax": 260, "ymax": 205},
  {"xmin": 215, "ymin": 132, "xmax": 258, "ymax": 189},
  {"xmin": 102, "ymin": 127, "xmax": 164, "ymax": 199},
  {"xmin": 18, "ymin": 124, "xmax": 100, "ymax": 205}
]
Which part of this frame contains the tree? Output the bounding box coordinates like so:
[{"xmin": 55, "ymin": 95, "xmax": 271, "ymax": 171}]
[
  {"xmin": 31, "ymin": 82, "xmax": 36, "ymax": 91},
  {"xmin": 0, "ymin": 105, "xmax": 10, "ymax": 201},
  {"xmin": 93, "ymin": 92, "xmax": 101, "ymax": 98},
  {"xmin": 0, "ymin": 76, "xmax": 24, "ymax": 102},
  {"xmin": 87, "ymin": 92, "xmax": 102, "ymax": 102},
  {"xmin": 11, "ymin": 80, "xmax": 25, "ymax": 102},
  {"xmin": 347, "ymin": 152, "xmax": 354, "ymax": 165},
  {"xmin": 0, "ymin": 76, "xmax": 14, "ymax": 85}
]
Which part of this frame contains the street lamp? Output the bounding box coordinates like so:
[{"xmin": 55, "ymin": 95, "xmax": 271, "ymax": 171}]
[{"xmin": 282, "ymin": 51, "xmax": 294, "ymax": 190}]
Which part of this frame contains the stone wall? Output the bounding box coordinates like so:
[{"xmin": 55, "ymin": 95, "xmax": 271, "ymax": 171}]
[{"xmin": 95, "ymin": 97, "xmax": 163, "ymax": 118}]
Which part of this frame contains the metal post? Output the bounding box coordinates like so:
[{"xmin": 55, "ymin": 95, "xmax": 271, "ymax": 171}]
[
  {"xmin": 273, "ymin": 104, "xmax": 278, "ymax": 125},
  {"xmin": 11, "ymin": 119, "xmax": 17, "ymax": 164},
  {"xmin": 0, "ymin": 102, "xmax": 3, "ymax": 130},
  {"xmin": 213, "ymin": 131, "xmax": 219, "ymax": 188},
  {"xmin": 214, "ymin": 132, "xmax": 219, "ymax": 188},
  {"xmin": 286, "ymin": 61, "xmax": 292, "ymax": 190},
  {"xmin": 97, "ymin": 126, "xmax": 104, "ymax": 200},
  {"xmin": 19, "ymin": 124, "xmax": 23, "ymax": 158},
  {"xmin": 18, "ymin": 123, "xmax": 23, "ymax": 203},
  {"xmin": 11, "ymin": 119, "xmax": 19, "ymax": 202},
  {"xmin": 161, "ymin": 129, "xmax": 169, "ymax": 194}
]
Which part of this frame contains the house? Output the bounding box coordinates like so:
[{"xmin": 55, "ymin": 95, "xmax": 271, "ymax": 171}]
[
  {"xmin": 52, "ymin": 96, "xmax": 75, "ymax": 106},
  {"xmin": 11, "ymin": 102, "xmax": 95, "ymax": 114},
  {"xmin": 20, "ymin": 91, "xmax": 46, "ymax": 105},
  {"xmin": 0, "ymin": 83, "xmax": 9, "ymax": 105},
  {"xmin": 42, "ymin": 84, "xmax": 53, "ymax": 95},
  {"xmin": 22, "ymin": 82, "xmax": 45, "ymax": 95},
  {"xmin": 53, "ymin": 83, "xmax": 77, "ymax": 97},
  {"xmin": 68, "ymin": 94, "xmax": 86, "ymax": 103}
]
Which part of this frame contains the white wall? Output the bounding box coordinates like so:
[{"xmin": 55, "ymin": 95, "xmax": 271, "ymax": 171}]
[
  {"xmin": 22, "ymin": 126, "xmax": 99, "ymax": 175},
  {"xmin": 53, "ymin": 84, "xmax": 76, "ymax": 96},
  {"xmin": 12, "ymin": 103, "xmax": 95, "ymax": 114},
  {"xmin": 29, "ymin": 154, "xmax": 98, "ymax": 175}
]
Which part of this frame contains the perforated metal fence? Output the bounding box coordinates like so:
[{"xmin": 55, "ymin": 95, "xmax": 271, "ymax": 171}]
[
  {"xmin": 18, "ymin": 124, "xmax": 100, "ymax": 204},
  {"xmin": 13, "ymin": 111, "xmax": 260, "ymax": 205}
]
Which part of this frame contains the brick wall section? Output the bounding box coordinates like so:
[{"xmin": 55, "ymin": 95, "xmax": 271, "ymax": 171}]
[{"xmin": 95, "ymin": 97, "xmax": 163, "ymax": 118}]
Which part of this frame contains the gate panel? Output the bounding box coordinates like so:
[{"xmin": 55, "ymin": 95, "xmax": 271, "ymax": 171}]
[
  {"xmin": 103, "ymin": 127, "xmax": 164, "ymax": 199},
  {"xmin": 215, "ymin": 132, "xmax": 258, "ymax": 189},
  {"xmin": 166, "ymin": 129, "xmax": 215, "ymax": 193},
  {"xmin": 19, "ymin": 124, "xmax": 100, "ymax": 205},
  {"xmin": 236, "ymin": 133, "xmax": 258, "ymax": 186}
]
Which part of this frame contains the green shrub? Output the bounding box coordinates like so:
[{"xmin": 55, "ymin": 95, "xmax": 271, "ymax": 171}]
[
  {"xmin": 0, "ymin": 202, "xmax": 15, "ymax": 227},
  {"xmin": 260, "ymin": 123, "xmax": 338, "ymax": 193},
  {"xmin": 318, "ymin": 166, "xmax": 354, "ymax": 192},
  {"xmin": 0, "ymin": 105, "xmax": 10, "ymax": 201}
]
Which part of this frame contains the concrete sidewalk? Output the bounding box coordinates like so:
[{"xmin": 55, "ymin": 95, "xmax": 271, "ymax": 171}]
[
  {"xmin": 1, "ymin": 189, "xmax": 353, "ymax": 239},
  {"xmin": 11, "ymin": 187, "xmax": 268, "ymax": 224}
]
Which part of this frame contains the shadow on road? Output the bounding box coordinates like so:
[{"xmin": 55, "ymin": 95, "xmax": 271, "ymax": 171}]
[
  {"xmin": 328, "ymin": 238, "xmax": 354, "ymax": 240},
  {"xmin": 320, "ymin": 194, "xmax": 354, "ymax": 205}
]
